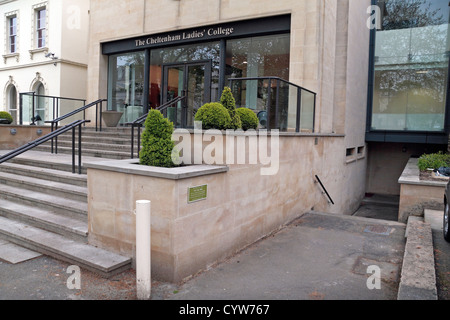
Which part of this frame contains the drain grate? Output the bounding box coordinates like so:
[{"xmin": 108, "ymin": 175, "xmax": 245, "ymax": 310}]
[{"xmin": 364, "ymin": 225, "xmax": 392, "ymax": 236}]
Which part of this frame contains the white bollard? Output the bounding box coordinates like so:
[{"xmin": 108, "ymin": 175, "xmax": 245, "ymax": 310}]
[{"xmin": 135, "ymin": 200, "xmax": 151, "ymax": 300}]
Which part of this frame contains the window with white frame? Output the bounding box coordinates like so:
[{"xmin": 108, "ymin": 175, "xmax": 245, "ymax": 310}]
[
  {"xmin": 7, "ymin": 85, "xmax": 18, "ymax": 124},
  {"xmin": 8, "ymin": 15, "xmax": 17, "ymax": 53},
  {"xmin": 36, "ymin": 8, "xmax": 46, "ymax": 48}
]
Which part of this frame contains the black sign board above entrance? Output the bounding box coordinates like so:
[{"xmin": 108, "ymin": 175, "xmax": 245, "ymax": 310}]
[{"xmin": 102, "ymin": 14, "xmax": 291, "ymax": 55}]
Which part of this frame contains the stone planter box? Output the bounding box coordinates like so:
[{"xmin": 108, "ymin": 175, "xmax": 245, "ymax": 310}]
[
  {"xmin": 84, "ymin": 131, "xmax": 361, "ymax": 282},
  {"xmin": 398, "ymin": 157, "xmax": 448, "ymax": 223}
]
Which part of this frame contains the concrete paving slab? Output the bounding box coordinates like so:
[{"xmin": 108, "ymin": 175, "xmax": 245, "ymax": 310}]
[
  {"xmin": 163, "ymin": 212, "xmax": 406, "ymax": 300},
  {"xmin": 0, "ymin": 240, "xmax": 42, "ymax": 264}
]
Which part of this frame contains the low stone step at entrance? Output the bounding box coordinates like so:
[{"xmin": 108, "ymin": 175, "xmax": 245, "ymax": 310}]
[
  {"xmin": 0, "ymin": 198, "xmax": 87, "ymax": 242},
  {"xmin": 0, "ymin": 216, "xmax": 131, "ymax": 278},
  {"xmin": 0, "ymin": 184, "xmax": 87, "ymax": 219}
]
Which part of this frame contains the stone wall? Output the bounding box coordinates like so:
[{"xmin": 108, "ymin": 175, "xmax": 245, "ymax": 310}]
[
  {"xmin": 85, "ymin": 132, "xmax": 351, "ymax": 282},
  {"xmin": 398, "ymin": 158, "xmax": 447, "ymax": 223},
  {"xmin": 0, "ymin": 125, "xmax": 51, "ymax": 150}
]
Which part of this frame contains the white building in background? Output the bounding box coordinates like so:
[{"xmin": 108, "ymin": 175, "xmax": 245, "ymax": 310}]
[{"xmin": 0, "ymin": 0, "xmax": 90, "ymax": 124}]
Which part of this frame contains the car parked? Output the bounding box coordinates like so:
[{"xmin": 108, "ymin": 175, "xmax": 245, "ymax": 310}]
[{"xmin": 444, "ymin": 180, "xmax": 450, "ymax": 242}]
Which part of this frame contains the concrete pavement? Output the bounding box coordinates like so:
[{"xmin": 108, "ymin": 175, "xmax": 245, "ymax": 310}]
[{"xmin": 0, "ymin": 211, "xmax": 408, "ymax": 300}]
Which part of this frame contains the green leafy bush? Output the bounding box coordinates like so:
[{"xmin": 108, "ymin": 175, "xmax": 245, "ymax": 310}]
[
  {"xmin": 417, "ymin": 151, "xmax": 450, "ymax": 171},
  {"xmin": 220, "ymin": 87, "xmax": 241, "ymax": 130},
  {"xmin": 194, "ymin": 102, "xmax": 232, "ymax": 130},
  {"xmin": 236, "ymin": 108, "xmax": 259, "ymax": 131},
  {"xmin": 139, "ymin": 109, "xmax": 178, "ymax": 168},
  {"xmin": 0, "ymin": 111, "xmax": 13, "ymax": 124}
]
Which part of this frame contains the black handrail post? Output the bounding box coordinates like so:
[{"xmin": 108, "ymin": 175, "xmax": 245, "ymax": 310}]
[
  {"xmin": 100, "ymin": 100, "xmax": 103, "ymax": 132},
  {"xmin": 32, "ymin": 92, "xmax": 36, "ymax": 125},
  {"xmin": 138, "ymin": 125, "xmax": 142, "ymax": 156},
  {"xmin": 275, "ymin": 79, "xmax": 280, "ymax": 130},
  {"xmin": 266, "ymin": 78, "xmax": 272, "ymax": 130},
  {"xmin": 131, "ymin": 124, "xmax": 135, "ymax": 159},
  {"xmin": 312, "ymin": 93, "xmax": 317, "ymax": 133},
  {"xmin": 50, "ymin": 122, "xmax": 54, "ymax": 153},
  {"xmin": 19, "ymin": 93, "xmax": 23, "ymax": 125},
  {"xmin": 78, "ymin": 123, "xmax": 82, "ymax": 175},
  {"xmin": 52, "ymin": 97, "xmax": 55, "ymax": 123},
  {"xmin": 55, "ymin": 123, "xmax": 59, "ymax": 154},
  {"xmin": 72, "ymin": 126, "xmax": 76, "ymax": 174},
  {"xmin": 95, "ymin": 102, "xmax": 99, "ymax": 132},
  {"xmin": 296, "ymin": 87, "xmax": 301, "ymax": 133}
]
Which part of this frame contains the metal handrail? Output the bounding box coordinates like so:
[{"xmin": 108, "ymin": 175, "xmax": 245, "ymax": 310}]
[
  {"xmin": 228, "ymin": 76, "xmax": 316, "ymax": 133},
  {"xmin": 45, "ymin": 99, "xmax": 107, "ymax": 154},
  {"xmin": 0, "ymin": 119, "xmax": 90, "ymax": 174},
  {"xmin": 19, "ymin": 92, "xmax": 86, "ymax": 125},
  {"xmin": 127, "ymin": 96, "xmax": 186, "ymax": 159},
  {"xmin": 46, "ymin": 98, "xmax": 106, "ymax": 129},
  {"xmin": 229, "ymin": 76, "xmax": 317, "ymax": 95},
  {"xmin": 315, "ymin": 175, "xmax": 334, "ymax": 205}
]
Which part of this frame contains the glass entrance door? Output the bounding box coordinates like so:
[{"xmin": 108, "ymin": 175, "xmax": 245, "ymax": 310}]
[{"xmin": 162, "ymin": 60, "xmax": 211, "ymax": 128}]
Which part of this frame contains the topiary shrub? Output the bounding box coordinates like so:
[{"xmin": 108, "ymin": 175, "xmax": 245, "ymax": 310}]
[
  {"xmin": 220, "ymin": 87, "xmax": 241, "ymax": 130},
  {"xmin": 417, "ymin": 151, "xmax": 450, "ymax": 171},
  {"xmin": 139, "ymin": 109, "xmax": 178, "ymax": 168},
  {"xmin": 0, "ymin": 111, "xmax": 13, "ymax": 124},
  {"xmin": 194, "ymin": 102, "xmax": 232, "ymax": 130},
  {"xmin": 236, "ymin": 108, "xmax": 259, "ymax": 131}
]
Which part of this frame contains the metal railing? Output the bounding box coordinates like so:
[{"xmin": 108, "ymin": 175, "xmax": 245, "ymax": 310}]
[
  {"xmin": 0, "ymin": 119, "xmax": 90, "ymax": 174},
  {"xmin": 19, "ymin": 92, "xmax": 86, "ymax": 125},
  {"xmin": 228, "ymin": 77, "xmax": 316, "ymax": 133},
  {"xmin": 315, "ymin": 175, "xmax": 334, "ymax": 205},
  {"xmin": 45, "ymin": 99, "xmax": 107, "ymax": 154},
  {"xmin": 127, "ymin": 96, "xmax": 186, "ymax": 159}
]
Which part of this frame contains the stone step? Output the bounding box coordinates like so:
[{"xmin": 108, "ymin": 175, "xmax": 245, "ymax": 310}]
[
  {"xmin": 0, "ymin": 171, "xmax": 87, "ymax": 202},
  {"xmin": 78, "ymin": 127, "xmax": 134, "ymax": 138},
  {"xmin": 0, "ymin": 162, "xmax": 87, "ymax": 187},
  {"xmin": 0, "ymin": 184, "xmax": 87, "ymax": 219},
  {"xmin": 0, "ymin": 216, "xmax": 131, "ymax": 278},
  {"xmin": 53, "ymin": 134, "xmax": 138, "ymax": 145},
  {"xmin": 7, "ymin": 155, "xmax": 86, "ymax": 174},
  {"xmin": 34, "ymin": 145, "xmax": 133, "ymax": 160},
  {"xmin": 42, "ymin": 140, "xmax": 133, "ymax": 152},
  {"xmin": 0, "ymin": 198, "xmax": 87, "ymax": 242}
]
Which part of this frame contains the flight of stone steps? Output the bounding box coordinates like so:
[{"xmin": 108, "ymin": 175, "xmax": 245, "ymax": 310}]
[
  {"xmin": 0, "ymin": 126, "xmax": 140, "ymax": 277},
  {"xmin": 35, "ymin": 126, "xmax": 140, "ymax": 160}
]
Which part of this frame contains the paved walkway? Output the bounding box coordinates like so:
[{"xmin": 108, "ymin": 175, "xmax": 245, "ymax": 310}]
[{"xmin": 0, "ymin": 211, "xmax": 406, "ymax": 300}]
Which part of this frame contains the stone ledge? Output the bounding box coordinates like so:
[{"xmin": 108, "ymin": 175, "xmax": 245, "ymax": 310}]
[
  {"xmin": 398, "ymin": 157, "xmax": 448, "ymax": 188},
  {"xmin": 397, "ymin": 218, "xmax": 437, "ymax": 300},
  {"xmin": 84, "ymin": 158, "xmax": 229, "ymax": 180}
]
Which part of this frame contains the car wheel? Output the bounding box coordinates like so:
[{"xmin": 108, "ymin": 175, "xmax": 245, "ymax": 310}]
[{"xmin": 444, "ymin": 200, "xmax": 450, "ymax": 242}]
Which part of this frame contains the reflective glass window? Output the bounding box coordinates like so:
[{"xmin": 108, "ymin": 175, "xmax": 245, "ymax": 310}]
[
  {"xmin": 371, "ymin": 0, "xmax": 450, "ymax": 132},
  {"xmin": 107, "ymin": 51, "xmax": 145, "ymax": 124}
]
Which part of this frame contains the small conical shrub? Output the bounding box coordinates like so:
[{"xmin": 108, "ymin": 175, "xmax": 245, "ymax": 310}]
[
  {"xmin": 220, "ymin": 87, "xmax": 241, "ymax": 130},
  {"xmin": 139, "ymin": 109, "xmax": 178, "ymax": 168}
]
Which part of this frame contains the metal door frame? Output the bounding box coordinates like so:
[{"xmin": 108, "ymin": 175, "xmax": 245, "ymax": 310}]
[{"xmin": 161, "ymin": 60, "xmax": 212, "ymax": 128}]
